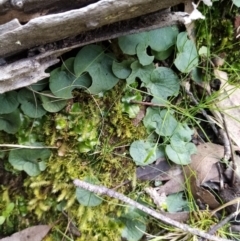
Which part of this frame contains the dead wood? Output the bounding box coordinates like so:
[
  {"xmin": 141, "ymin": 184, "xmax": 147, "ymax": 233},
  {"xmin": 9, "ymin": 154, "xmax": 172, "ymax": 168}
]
[
  {"xmin": 0, "ymin": 10, "xmax": 187, "ymax": 93},
  {"xmin": 0, "ymin": 0, "xmax": 188, "ymax": 92},
  {"xmin": 0, "ymin": 0, "xmax": 187, "ymax": 57}
]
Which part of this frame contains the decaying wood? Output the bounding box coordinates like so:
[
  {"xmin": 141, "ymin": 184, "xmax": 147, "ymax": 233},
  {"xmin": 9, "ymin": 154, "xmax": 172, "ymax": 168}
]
[
  {"xmin": 0, "ymin": 10, "xmax": 187, "ymax": 93},
  {"xmin": 0, "ymin": 0, "xmax": 187, "ymax": 57},
  {"xmin": 0, "ymin": 0, "xmax": 190, "ymax": 92}
]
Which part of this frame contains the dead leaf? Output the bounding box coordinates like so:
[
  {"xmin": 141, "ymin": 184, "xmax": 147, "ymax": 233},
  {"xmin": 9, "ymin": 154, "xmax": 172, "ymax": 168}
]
[
  {"xmin": 162, "ymin": 211, "xmax": 189, "ymax": 223},
  {"xmin": 136, "ymin": 159, "xmax": 171, "ymax": 181},
  {"xmin": 156, "ymin": 173, "xmax": 185, "ymax": 195},
  {"xmin": 184, "ymin": 143, "xmax": 224, "ymax": 209},
  {"xmin": 132, "ymin": 105, "xmax": 146, "ymax": 126},
  {"xmin": 213, "ymin": 69, "xmax": 240, "ymax": 148},
  {"xmin": 0, "ymin": 225, "xmax": 51, "ymax": 241}
]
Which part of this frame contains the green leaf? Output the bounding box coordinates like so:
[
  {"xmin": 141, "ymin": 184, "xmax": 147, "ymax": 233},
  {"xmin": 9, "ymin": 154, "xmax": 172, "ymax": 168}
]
[
  {"xmin": 49, "ymin": 68, "xmax": 91, "ymax": 99},
  {"xmin": 136, "ymin": 42, "xmax": 154, "ymax": 66},
  {"xmin": 29, "ymin": 79, "xmax": 49, "ymax": 91},
  {"xmin": 118, "ymin": 32, "xmax": 147, "ymax": 55},
  {"xmin": 143, "ymin": 107, "xmax": 159, "ymax": 133},
  {"xmin": 120, "ymin": 209, "xmax": 146, "ymax": 241},
  {"xmin": 0, "ymin": 91, "xmax": 19, "ymax": 114},
  {"xmin": 74, "ymin": 45, "xmax": 119, "ymax": 94},
  {"xmin": 0, "ymin": 216, "xmax": 5, "ymax": 225},
  {"xmin": 0, "ymin": 109, "xmax": 21, "ymax": 134},
  {"xmin": 18, "ymin": 89, "xmax": 46, "ymax": 118},
  {"xmin": 160, "ymin": 122, "xmax": 196, "ymax": 164},
  {"xmin": 174, "ymin": 32, "xmax": 198, "ymax": 73},
  {"xmin": 4, "ymin": 203, "xmax": 14, "ymax": 216},
  {"xmin": 76, "ymin": 177, "xmax": 102, "ymax": 206},
  {"xmin": 146, "ymin": 67, "xmax": 180, "ymax": 103},
  {"xmin": 112, "ymin": 60, "xmax": 133, "ymax": 79},
  {"xmin": 127, "ymin": 61, "xmax": 154, "ymax": 85},
  {"xmin": 166, "ymin": 143, "xmax": 196, "ymax": 165},
  {"xmin": 191, "ymin": 67, "xmax": 203, "ymax": 83},
  {"xmin": 233, "ymin": 0, "xmax": 240, "ymax": 7},
  {"xmin": 154, "ymin": 110, "xmax": 178, "ymax": 136},
  {"xmin": 40, "ymin": 91, "xmax": 67, "ymax": 113},
  {"xmin": 166, "ymin": 192, "xmax": 189, "ymax": 213},
  {"xmin": 121, "ymin": 89, "xmax": 142, "ymax": 118},
  {"xmin": 8, "ymin": 148, "xmax": 51, "ymax": 176},
  {"xmin": 130, "ymin": 140, "xmax": 165, "ymax": 166},
  {"xmin": 61, "ymin": 57, "xmax": 75, "ymax": 73},
  {"xmin": 118, "ymin": 26, "xmax": 178, "ymax": 56},
  {"xmin": 151, "ymin": 46, "xmax": 174, "ymax": 61}
]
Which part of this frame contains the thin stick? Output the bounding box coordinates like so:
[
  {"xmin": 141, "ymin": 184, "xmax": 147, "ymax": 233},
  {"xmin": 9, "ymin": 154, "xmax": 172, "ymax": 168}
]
[
  {"xmin": 73, "ymin": 179, "xmax": 233, "ymax": 241},
  {"xmin": 184, "ymin": 88, "xmax": 219, "ymax": 137},
  {"xmin": 221, "ymin": 113, "xmax": 236, "ymax": 186},
  {"xmin": 208, "ymin": 210, "xmax": 240, "ymax": 235},
  {"xmin": 0, "ymin": 144, "xmax": 57, "ymax": 149},
  {"xmin": 130, "ymin": 100, "xmax": 166, "ymax": 107}
]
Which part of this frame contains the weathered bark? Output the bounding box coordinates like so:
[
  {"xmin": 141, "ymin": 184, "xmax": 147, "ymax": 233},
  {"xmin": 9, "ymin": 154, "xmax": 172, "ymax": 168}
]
[
  {"xmin": 0, "ymin": 11, "xmax": 187, "ymax": 93},
  {"xmin": 0, "ymin": 0, "xmax": 187, "ymax": 57},
  {"xmin": 0, "ymin": 0, "xmax": 189, "ymax": 93}
]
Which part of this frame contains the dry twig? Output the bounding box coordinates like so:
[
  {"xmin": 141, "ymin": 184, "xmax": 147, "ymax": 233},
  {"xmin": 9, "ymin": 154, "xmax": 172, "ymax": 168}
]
[{"xmin": 73, "ymin": 179, "xmax": 233, "ymax": 241}]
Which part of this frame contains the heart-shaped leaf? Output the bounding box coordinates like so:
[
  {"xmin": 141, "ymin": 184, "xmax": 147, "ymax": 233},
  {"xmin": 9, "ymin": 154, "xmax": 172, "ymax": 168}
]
[
  {"xmin": 0, "ymin": 91, "xmax": 19, "ymax": 114},
  {"xmin": 40, "ymin": 91, "xmax": 67, "ymax": 113},
  {"xmin": 76, "ymin": 177, "xmax": 102, "ymax": 206},
  {"xmin": 112, "ymin": 60, "xmax": 133, "ymax": 79},
  {"xmin": 8, "ymin": 148, "xmax": 51, "ymax": 176},
  {"xmin": 0, "ymin": 109, "xmax": 21, "ymax": 134},
  {"xmin": 118, "ymin": 26, "xmax": 178, "ymax": 57},
  {"xmin": 18, "ymin": 89, "xmax": 46, "ymax": 118},
  {"xmin": 146, "ymin": 67, "xmax": 180, "ymax": 103},
  {"xmin": 49, "ymin": 67, "xmax": 91, "ymax": 99},
  {"xmin": 174, "ymin": 32, "xmax": 198, "ymax": 73},
  {"xmin": 74, "ymin": 45, "xmax": 119, "ymax": 94},
  {"xmin": 130, "ymin": 140, "xmax": 165, "ymax": 166},
  {"xmin": 126, "ymin": 61, "xmax": 154, "ymax": 85}
]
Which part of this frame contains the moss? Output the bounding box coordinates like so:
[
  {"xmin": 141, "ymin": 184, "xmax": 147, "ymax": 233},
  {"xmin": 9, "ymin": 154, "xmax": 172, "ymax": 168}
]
[{"xmin": 0, "ymin": 81, "xmax": 149, "ymax": 239}]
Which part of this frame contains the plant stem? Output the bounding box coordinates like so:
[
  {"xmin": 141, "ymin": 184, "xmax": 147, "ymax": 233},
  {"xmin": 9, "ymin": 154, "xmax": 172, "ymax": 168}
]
[
  {"xmin": 73, "ymin": 179, "xmax": 233, "ymax": 241},
  {"xmin": 130, "ymin": 100, "xmax": 166, "ymax": 107}
]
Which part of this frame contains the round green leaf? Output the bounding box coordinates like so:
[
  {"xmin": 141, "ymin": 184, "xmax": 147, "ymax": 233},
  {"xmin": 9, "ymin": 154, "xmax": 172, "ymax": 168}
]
[
  {"xmin": 118, "ymin": 32, "xmax": 147, "ymax": 55},
  {"xmin": 174, "ymin": 32, "xmax": 199, "ymax": 73},
  {"xmin": 127, "ymin": 61, "xmax": 155, "ymax": 85},
  {"xmin": 18, "ymin": 89, "xmax": 46, "ymax": 118},
  {"xmin": 151, "ymin": 46, "xmax": 174, "ymax": 61},
  {"xmin": 130, "ymin": 140, "xmax": 165, "ymax": 166},
  {"xmin": 29, "ymin": 79, "xmax": 49, "ymax": 91},
  {"xmin": 154, "ymin": 110, "xmax": 178, "ymax": 137},
  {"xmin": 0, "ymin": 109, "xmax": 21, "ymax": 134},
  {"xmin": 112, "ymin": 60, "xmax": 133, "ymax": 79},
  {"xmin": 74, "ymin": 45, "xmax": 119, "ymax": 94},
  {"xmin": 0, "ymin": 91, "xmax": 19, "ymax": 114},
  {"xmin": 147, "ymin": 67, "xmax": 180, "ymax": 102},
  {"xmin": 76, "ymin": 177, "xmax": 102, "ymax": 206},
  {"xmin": 61, "ymin": 57, "xmax": 75, "ymax": 73},
  {"xmin": 49, "ymin": 68, "xmax": 91, "ymax": 99},
  {"xmin": 143, "ymin": 107, "xmax": 159, "ymax": 133},
  {"xmin": 136, "ymin": 42, "xmax": 154, "ymax": 66},
  {"xmin": 166, "ymin": 142, "xmax": 196, "ymax": 165},
  {"xmin": 40, "ymin": 91, "xmax": 67, "ymax": 113},
  {"xmin": 8, "ymin": 148, "xmax": 51, "ymax": 176},
  {"xmin": 120, "ymin": 210, "xmax": 146, "ymax": 241}
]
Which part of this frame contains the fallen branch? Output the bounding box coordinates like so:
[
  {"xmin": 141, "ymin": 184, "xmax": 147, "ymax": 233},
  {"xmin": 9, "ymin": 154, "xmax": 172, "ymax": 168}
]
[
  {"xmin": 0, "ymin": 10, "xmax": 186, "ymax": 93},
  {"xmin": 0, "ymin": 0, "xmax": 187, "ymax": 57},
  {"xmin": 73, "ymin": 179, "xmax": 233, "ymax": 241}
]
